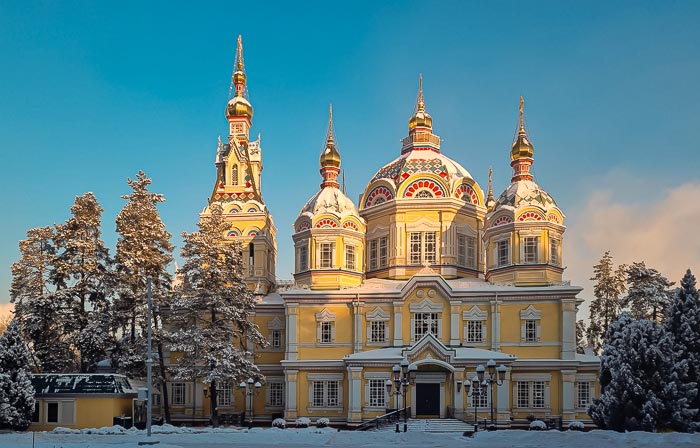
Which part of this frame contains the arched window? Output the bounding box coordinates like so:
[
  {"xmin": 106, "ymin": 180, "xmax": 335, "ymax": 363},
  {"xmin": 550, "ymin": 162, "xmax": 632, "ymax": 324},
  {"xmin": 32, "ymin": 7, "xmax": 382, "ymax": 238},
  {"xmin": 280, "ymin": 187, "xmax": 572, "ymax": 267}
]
[
  {"xmin": 231, "ymin": 165, "xmax": 239, "ymax": 186},
  {"xmin": 415, "ymin": 190, "xmax": 434, "ymax": 198}
]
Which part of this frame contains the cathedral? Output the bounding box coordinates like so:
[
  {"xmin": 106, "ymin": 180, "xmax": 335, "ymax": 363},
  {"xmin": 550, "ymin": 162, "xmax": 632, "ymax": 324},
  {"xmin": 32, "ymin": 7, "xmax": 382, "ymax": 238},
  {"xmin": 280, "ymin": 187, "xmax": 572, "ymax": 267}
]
[{"xmin": 165, "ymin": 36, "xmax": 599, "ymax": 428}]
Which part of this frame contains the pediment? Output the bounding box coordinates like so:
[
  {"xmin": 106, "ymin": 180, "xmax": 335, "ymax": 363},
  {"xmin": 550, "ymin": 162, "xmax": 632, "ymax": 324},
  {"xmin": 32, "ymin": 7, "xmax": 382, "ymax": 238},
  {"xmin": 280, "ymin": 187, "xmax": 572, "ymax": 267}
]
[
  {"xmin": 409, "ymin": 298, "xmax": 444, "ymax": 313},
  {"xmin": 403, "ymin": 333, "xmax": 455, "ymax": 364},
  {"xmin": 316, "ymin": 308, "xmax": 336, "ymax": 322},
  {"xmin": 267, "ymin": 316, "xmax": 285, "ymax": 330},
  {"xmin": 463, "ymin": 305, "xmax": 488, "ymax": 321},
  {"xmin": 520, "ymin": 304, "xmax": 542, "ymax": 320},
  {"xmin": 366, "ymin": 306, "xmax": 390, "ymax": 321}
]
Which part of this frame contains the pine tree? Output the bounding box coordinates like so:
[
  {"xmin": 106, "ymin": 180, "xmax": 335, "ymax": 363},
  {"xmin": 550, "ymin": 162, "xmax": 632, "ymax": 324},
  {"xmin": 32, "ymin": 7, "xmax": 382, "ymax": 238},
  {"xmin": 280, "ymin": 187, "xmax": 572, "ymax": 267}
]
[
  {"xmin": 664, "ymin": 269, "xmax": 700, "ymax": 429},
  {"xmin": 169, "ymin": 204, "xmax": 267, "ymax": 427},
  {"xmin": 114, "ymin": 170, "xmax": 174, "ymax": 422},
  {"xmin": 588, "ymin": 312, "xmax": 673, "ymax": 432},
  {"xmin": 10, "ymin": 227, "xmax": 73, "ymax": 372},
  {"xmin": 0, "ymin": 320, "xmax": 36, "ymax": 430},
  {"xmin": 576, "ymin": 320, "xmax": 587, "ymax": 354},
  {"xmin": 53, "ymin": 193, "xmax": 113, "ymax": 372},
  {"xmin": 623, "ymin": 261, "xmax": 674, "ymax": 322},
  {"xmin": 588, "ymin": 251, "xmax": 627, "ymax": 354}
]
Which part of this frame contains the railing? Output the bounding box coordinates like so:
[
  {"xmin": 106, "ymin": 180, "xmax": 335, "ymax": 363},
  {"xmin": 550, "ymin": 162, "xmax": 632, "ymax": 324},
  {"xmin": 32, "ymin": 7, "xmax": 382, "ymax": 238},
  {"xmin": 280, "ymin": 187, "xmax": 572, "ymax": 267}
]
[{"xmin": 355, "ymin": 407, "xmax": 410, "ymax": 431}]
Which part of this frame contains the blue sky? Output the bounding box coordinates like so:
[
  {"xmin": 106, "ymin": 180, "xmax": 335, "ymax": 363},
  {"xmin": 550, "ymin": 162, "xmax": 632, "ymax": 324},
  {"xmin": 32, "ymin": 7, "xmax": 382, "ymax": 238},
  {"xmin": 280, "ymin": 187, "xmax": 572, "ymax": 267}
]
[{"xmin": 2, "ymin": 1, "xmax": 699, "ymax": 308}]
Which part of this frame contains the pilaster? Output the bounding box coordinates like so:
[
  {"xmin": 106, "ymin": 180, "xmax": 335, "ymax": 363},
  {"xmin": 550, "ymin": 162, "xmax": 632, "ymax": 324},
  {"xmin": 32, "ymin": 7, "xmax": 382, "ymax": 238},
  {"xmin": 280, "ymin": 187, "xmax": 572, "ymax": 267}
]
[
  {"xmin": 393, "ymin": 302, "xmax": 403, "ymax": 346},
  {"xmin": 286, "ymin": 304, "xmax": 298, "ymax": 361},
  {"xmin": 284, "ymin": 369, "xmax": 298, "ymax": 420},
  {"xmin": 348, "ymin": 366, "xmax": 364, "ymax": 423},
  {"xmin": 562, "ymin": 369, "xmax": 576, "ymax": 422}
]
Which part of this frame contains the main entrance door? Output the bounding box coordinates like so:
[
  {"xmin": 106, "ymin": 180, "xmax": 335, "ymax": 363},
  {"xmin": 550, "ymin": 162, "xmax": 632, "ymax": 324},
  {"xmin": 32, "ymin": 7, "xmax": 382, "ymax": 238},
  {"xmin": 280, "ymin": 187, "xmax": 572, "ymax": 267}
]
[{"xmin": 415, "ymin": 383, "xmax": 440, "ymax": 416}]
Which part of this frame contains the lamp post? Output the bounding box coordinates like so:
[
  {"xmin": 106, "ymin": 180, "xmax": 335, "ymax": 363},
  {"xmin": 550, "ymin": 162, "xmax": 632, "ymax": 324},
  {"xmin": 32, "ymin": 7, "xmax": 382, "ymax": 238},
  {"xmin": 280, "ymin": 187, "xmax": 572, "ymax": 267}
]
[
  {"xmin": 463, "ymin": 375, "xmax": 487, "ymax": 430},
  {"xmin": 476, "ymin": 359, "xmax": 507, "ymax": 430},
  {"xmin": 239, "ymin": 378, "xmax": 261, "ymax": 429},
  {"xmin": 386, "ymin": 358, "xmax": 417, "ymax": 433}
]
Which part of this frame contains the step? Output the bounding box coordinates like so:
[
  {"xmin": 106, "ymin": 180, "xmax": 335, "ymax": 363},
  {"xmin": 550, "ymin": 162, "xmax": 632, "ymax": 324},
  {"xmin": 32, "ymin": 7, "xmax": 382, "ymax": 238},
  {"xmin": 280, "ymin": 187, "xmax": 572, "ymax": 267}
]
[{"xmin": 374, "ymin": 418, "xmax": 475, "ymax": 433}]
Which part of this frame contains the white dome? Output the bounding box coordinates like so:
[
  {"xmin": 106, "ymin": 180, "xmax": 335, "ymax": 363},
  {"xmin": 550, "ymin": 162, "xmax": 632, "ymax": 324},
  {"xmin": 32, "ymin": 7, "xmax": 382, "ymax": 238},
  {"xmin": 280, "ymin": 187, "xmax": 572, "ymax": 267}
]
[
  {"xmin": 298, "ymin": 187, "xmax": 360, "ymax": 221},
  {"xmin": 367, "ymin": 150, "xmax": 474, "ymax": 191},
  {"xmin": 489, "ymin": 180, "xmax": 562, "ymax": 218}
]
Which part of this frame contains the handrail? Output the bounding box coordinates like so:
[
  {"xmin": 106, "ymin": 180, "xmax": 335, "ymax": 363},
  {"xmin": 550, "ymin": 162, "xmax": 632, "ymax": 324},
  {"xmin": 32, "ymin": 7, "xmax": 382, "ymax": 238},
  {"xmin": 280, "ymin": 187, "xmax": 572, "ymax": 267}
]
[{"xmin": 355, "ymin": 406, "xmax": 410, "ymax": 431}]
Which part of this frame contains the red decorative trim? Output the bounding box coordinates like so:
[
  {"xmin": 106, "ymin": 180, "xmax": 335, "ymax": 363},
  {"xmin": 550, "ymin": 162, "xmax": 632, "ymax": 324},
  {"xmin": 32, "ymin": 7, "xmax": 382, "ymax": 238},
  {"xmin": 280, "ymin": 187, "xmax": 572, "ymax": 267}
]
[
  {"xmin": 315, "ymin": 218, "xmax": 338, "ymax": 229},
  {"xmin": 296, "ymin": 221, "xmax": 311, "ymax": 232},
  {"xmin": 365, "ymin": 186, "xmax": 394, "ymax": 207},
  {"xmin": 342, "ymin": 221, "xmax": 360, "ymax": 231},
  {"xmin": 404, "ymin": 179, "xmax": 445, "ymax": 198},
  {"xmin": 492, "ymin": 216, "xmax": 513, "ymax": 227},
  {"xmin": 454, "ymin": 183, "xmax": 479, "ymax": 205},
  {"xmin": 547, "ymin": 213, "xmax": 560, "ymax": 223},
  {"xmin": 518, "ymin": 211, "xmax": 544, "ymax": 222}
]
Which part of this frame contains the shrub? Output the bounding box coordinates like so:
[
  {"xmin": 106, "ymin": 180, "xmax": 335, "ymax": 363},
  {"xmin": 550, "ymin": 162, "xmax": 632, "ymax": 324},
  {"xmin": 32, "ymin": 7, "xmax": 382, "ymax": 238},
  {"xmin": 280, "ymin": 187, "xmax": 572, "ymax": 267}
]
[
  {"xmin": 568, "ymin": 420, "xmax": 585, "ymax": 431},
  {"xmin": 296, "ymin": 417, "xmax": 311, "ymax": 428},
  {"xmin": 316, "ymin": 418, "xmax": 330, "ymax": 428},
  {"xmin": 529, "ymin": 420, "xmax": 547, "ymax": 431},
  {"xmin": 272, "ymin": 418, "xmax": 286, "ymax": 429}
]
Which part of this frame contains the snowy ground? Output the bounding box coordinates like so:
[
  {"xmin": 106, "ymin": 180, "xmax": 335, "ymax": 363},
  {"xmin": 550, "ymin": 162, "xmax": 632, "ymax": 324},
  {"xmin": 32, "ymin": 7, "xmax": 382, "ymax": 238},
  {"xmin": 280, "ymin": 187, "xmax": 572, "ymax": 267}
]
[{"xmin": 1, "ymin": 425, "xmax": 699, "ymax": 448}]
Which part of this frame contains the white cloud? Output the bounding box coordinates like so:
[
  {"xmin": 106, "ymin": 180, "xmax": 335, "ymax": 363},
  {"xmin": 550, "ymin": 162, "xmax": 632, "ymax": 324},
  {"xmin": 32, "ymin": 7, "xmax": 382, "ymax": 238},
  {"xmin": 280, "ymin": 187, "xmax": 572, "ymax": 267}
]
[{"xmin": 564, "ymin": 180, "xmax": 700, "ymax": 318}]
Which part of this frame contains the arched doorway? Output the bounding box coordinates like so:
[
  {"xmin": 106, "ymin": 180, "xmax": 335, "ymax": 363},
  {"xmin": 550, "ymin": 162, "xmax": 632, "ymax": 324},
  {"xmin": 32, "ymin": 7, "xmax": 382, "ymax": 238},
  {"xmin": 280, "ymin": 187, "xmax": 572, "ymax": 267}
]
[{"xmin": 410, "ymin": 359, "xmax": 454, "ymax": 418}]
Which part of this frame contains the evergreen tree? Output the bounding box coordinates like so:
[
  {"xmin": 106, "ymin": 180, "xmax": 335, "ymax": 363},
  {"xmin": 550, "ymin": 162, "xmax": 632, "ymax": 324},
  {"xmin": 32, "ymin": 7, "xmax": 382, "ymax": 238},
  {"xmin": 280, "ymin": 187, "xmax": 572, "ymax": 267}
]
[
  {"xmin": 576, "ymin": 319, "xmax": 587, "ymax": 354},
  {"xmin": 10, "ymin": 227, "xmax": 73, "ymax": 372},
  {"xmin": 53, "ymin": 193, "xmax": 113, "ymax": 372},
  {"xmin": 665, "ymin": 269, "xmax": 700, "ymax": 429},
  {"xmin": 623, "ymin": 261, "xmax": 674, "ymax": 322},
  {"xmin": 0, "ymin": 320, "xmax": 36, "ymax": 430},
  {"xmin": 588, "ymin": 312, "xmax": 674, "ymax": 431},
  {"xmin": 169, "ymin": 204, "xmax": 267, "ymax": 427},
  {"xmin": 588, "ymin": 251, "xmax": 627, "ymax": 353},
  {"xmin": 114, "ymin": 171, "xmax": 174, "ymax": 422}
]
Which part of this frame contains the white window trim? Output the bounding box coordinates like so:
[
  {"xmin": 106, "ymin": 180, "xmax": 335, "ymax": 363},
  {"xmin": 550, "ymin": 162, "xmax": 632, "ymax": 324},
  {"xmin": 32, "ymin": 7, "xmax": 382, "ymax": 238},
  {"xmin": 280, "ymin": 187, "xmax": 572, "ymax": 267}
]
[
  {"xmin": 366, "ymin": 307, "xmax": 390, "ymax": 345},
  {"xmin": 265, "ymin": 377, "xmax": 285, "ymax": 409},
  {"xmin": 316, "ymin": 308, "xmax": 337, "ymax": 344},
  {"xmin": 364, "ymin": 376, "xmax": 390, "ymax": 410},
  {"xmin": 520, "ymin": 305, "xmax": 542, "ymax": 343},
  {"xmin": 307, "ymin": 374, "xmax": 344, "ymax": 411},
  {"xmin": 511, "ymin": 377, "xmax": 551, "ymax": 412},
  {"xmin": 464, "ymin": 372, "xmax": 490, "ymax": 408},
  {"xmin": 44, "ymin": 400, "xmax": 76, "ymax": 425},
  {"xmin": 520, "ymin": 236, "xmax": 540, "ymax": 264}
]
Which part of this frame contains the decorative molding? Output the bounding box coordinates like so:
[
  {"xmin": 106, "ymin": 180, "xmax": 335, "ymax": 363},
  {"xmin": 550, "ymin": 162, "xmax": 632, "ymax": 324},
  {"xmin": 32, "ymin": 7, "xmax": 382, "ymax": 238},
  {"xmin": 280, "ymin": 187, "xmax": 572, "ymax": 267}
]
[
  {"xmin": 267, "ymin": 316, "xmax": 285, "ymax": 330},
  {"xmin": 520, "ymin": 304, "xmax": 542, "ymax": 320},
  {"xmin": 365, "ymin": 306, "xmax": 390, "ymax": 321},
  {"xmin": 316, "ymin": 308, "xmax": 337, "ymax": 322},
  {"xmin": 409, "ymin": 298, "xmax": 443, "ymax": 313},
  {"xmin": 462, "ymin": 305, "xmax": 487, "ymax": 321}
]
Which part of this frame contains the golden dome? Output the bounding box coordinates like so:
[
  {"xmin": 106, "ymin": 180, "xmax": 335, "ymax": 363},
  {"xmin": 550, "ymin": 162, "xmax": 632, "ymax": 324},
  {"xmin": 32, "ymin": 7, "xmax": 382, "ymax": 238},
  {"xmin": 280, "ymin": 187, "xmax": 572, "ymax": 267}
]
[
  {"xmin": 226, "ymin": 95, "xmax": 254, "ymax": 120},
  {"xmin": 408, "ymin": 74, "xmax": 433, "ymax": 131},
  {"xmin": 510, "ymin": 96, "xmax": 534, "ymax": 160},
  {"xmin": 225, "ymin": 36, "xmax": 253, "ymax": 120},
  {"xmin": 320, "ymin": 104, "xmax": 341, "ymax": 168}
]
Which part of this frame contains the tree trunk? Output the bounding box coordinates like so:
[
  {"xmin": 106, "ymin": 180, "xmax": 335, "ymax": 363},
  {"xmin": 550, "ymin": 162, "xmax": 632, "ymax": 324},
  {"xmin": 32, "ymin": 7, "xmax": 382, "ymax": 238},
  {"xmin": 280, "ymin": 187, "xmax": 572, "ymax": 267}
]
[
  {"xmin": 210, "ymin": 379, "xmax": 219, "ymax": 427},
  {"xmin": 154, "ymin": 311, "xmax": 171, "ymax": 423}
]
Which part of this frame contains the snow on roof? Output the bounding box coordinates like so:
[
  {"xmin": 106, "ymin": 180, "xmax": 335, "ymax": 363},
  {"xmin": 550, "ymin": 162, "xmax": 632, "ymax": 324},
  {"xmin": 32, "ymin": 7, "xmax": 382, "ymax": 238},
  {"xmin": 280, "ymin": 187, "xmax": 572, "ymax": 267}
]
[
  {"xmin": 297, "ymin": 186, "xmax": 362, "ymax": 222},
  {"xmin": 343, "ymin": 346, "xmax": 514, "ymax": 361},
  {"xmin": 31, "ymin": 374, "xmax": 137, "ymax": 396},
  {"xmin": 490, "ymin": 179, "xmax": 562, "ymax": 217}
]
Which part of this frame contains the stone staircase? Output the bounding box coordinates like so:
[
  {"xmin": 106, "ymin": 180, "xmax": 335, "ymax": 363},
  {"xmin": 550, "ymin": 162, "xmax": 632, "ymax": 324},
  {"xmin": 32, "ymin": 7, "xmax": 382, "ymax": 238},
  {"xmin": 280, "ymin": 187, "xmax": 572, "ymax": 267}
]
[{"xmin": 375, "ymin": 418, "xmax": 475, "ymax": 433}]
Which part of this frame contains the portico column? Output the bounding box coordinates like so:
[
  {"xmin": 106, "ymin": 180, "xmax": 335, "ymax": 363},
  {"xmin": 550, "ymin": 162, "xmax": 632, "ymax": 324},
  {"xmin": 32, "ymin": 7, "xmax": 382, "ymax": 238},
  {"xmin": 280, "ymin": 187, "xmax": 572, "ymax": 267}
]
[
  {"xmin": 348, "ymin": 366, "xmax": 363, "ymax": 423},
  {"xmin": 490, "ymin": 297, "xmax": 501, "ymax": 351},
  {"xmin": 453, "ymin": 369, "xmax": 465, "ymax": 420},
  {"xmin": 496, "ymin": 368, "xmax": 511, "ymax": 424},
  {"xmin": 353, "ymin": 300, "xmax": 364, "ymax": 353},
  {"xmin": 284, "ymin": 369, "xmax": 298, "ymax": 420},
  {"xmin": 449, "ymin": 301, "xmax": 460, "ymax": 346},
  {"xmin": 286, "ymin": 303, "xmax": 298, "ymax": 361},
  {"xmin": 562, "ymin": 370, "xmax": 576, "ymax": 423},
  {"xmin": 561, "ymin": 300, "xmax": 576, "ymax": 360},
  {"xmin": 393, "ymin": 303, "xmax": 403, "ymax": 346}
]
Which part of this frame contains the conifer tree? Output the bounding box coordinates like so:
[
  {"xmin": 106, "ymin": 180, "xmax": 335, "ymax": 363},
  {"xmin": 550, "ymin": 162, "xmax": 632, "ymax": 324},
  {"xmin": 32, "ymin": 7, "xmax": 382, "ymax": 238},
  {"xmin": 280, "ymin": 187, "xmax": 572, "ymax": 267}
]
[
  {"xmin": 169, "ymin": 204, "xmax": 267, "ymax": 427},
  {"xmin": 10, "ymin": 227, "xmax": 73, "ymax": 372},
  {"xmin": 0, "ymin": 320, "xmax": 36, "ymax": 430},
  {"xmin": 576, "ymin": 319, "xmax": 587, "ymax": 354},
  {"xmin": 53, "ymin": 192, "xmax": 113, "ymax": 372},
  {"xmin": 588, "ymin": 251, "xmax": 627, "ymax": 353},
  {"xmin": 664, "ymin": 269, "xmax": 700, "ymax": 429},
  {"xmin": 623, "ymin": 261, "xmax": 674, "ymax": 322},
  {"xmin": 114, "ymin": 171, "xmax": 173, "ymax": 421}
]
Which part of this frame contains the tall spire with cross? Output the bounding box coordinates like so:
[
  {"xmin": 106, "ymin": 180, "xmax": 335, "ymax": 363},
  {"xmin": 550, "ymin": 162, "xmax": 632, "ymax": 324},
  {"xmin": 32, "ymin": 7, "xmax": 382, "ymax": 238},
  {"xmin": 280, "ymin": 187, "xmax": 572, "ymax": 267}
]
[
  {"xmin": 510, "ymin": 96, "xmax": 535, "ymax": 182},
  {"xmin": 319, "ymin": 104, "xmax": 341, "ymax": 189}
]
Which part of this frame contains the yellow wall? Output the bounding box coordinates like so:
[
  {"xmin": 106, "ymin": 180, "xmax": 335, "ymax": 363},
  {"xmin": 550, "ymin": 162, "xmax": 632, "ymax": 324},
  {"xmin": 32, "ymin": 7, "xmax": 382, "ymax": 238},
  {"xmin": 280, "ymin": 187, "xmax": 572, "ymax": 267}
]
[{"xmin": 31, "ymin": 397, "xmax": 134, "ymax": 431}]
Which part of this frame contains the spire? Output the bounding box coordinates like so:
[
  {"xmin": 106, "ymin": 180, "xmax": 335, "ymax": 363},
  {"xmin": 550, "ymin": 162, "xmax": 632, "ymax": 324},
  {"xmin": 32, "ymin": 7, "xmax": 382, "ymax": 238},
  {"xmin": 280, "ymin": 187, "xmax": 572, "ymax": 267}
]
[
  {"xmin": 510, "ymin": 96, "xmax": 535, "ymax": 182},
  {"xmin": 408, "ymin": 74, "xmax": 433, "ymax": 134},
  {"xmin": 236, "ymin": 34, "xmax": 245, "ymax": 72},
  {"xmin": 486, "ymin": 166, "xmax": 495, "ymax": 210},
  {"xmin": 225, "ymin": 35, "xmax": 253, "ymax": 124},
  {"xmin": 319, "ymin": 104, "xmax": 341, "ymax": 189},
  {"xmin": 231, "ymin": 35, "xmax": 247, "ymax": 99},
  {"xmin": 416, "ymin": 73, "xmax": 425, "ymax": 112}
]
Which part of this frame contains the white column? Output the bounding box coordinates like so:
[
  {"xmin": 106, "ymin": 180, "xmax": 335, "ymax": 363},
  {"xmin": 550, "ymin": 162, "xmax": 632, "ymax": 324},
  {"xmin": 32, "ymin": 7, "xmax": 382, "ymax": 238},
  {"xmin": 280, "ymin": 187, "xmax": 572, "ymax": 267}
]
[
  {"xmin": 453, "ymin": 371, "xmax": 465, "ymax": 420},
  {"xmin": 353, "ymin": 301, "xmax": 363, "ymax": 353},
  {"xmin": 348, "ymin": 366, "xmax": 363, "ymax": 423},
  {"xmin": 450, "ymin": 302, "xmax": 460, "ymax": 346},
  {"xmin": 561, "ymin": 300, "xmax": 576, "ymax": 360},
  {"xmin": 393, "ymin": 303, "xmax": 403, "ymax": 346},
  {"xmin": 496, "ymin": 368, "xmax": 511, "ymax": 424},
  {"xmin": 284, "ymin": 369, "xmax": 298, "ymax": 420},
  {"xmin": 562, "ymin": 370, "xmax": 576, "ymax": 423},
  {"xmin": 439, "ymin": 381, "xmax": 446, "ymax": 418},
  {"xmin": 490, "ymin": 297, "xmax": 501, "ymax": 351},
  {"xmin": 286, "ymin": 304, "xmax": 298, "ymax": 361}
]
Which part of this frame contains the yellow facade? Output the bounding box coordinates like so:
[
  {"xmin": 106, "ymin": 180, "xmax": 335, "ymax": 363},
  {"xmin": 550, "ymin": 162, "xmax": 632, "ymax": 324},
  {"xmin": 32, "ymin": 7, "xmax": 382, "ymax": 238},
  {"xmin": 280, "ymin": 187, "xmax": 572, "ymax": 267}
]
[
  {"xmin": 30, "ymin": 397, "xmax": 134, "ymax": 431},
  {"xmin": 166, "ymin": 39, "xmax": 600, "ymax": 429}
]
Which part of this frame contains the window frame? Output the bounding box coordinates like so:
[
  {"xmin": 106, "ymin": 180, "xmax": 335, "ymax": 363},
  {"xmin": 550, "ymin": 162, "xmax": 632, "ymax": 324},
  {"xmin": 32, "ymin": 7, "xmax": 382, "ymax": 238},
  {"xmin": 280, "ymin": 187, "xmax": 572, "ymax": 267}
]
[
  {"xmin": 320, "ymin": 321, "xmax": 333, "ymax": 343},
  {"xmin": 497, "ymin": 239, "xmax": 510, "ymax": 266},
  {"xmin": 523, "ymin": 236, "xmax": 539, "ymax": 264},
  {"xmin": 413, "ymin": 312, "xmax": 439, "ymax": 341},
  {"xmin": 466, "ymin": 320, "xmax": 483, "ymax": 343},
  {"xmin": 550, "ymin": 237, "xmax": 560, "ymax": 266},
  {"xmin": 171, "ymin": 382, "xmax": 186, "ymax": 406},
  {"xmin": 319, "ymin": 242, "xmax": 334, "ymax": 269},
  {"xmin": 345, "ymin": 244, "xmax": 356, "ymax": 271},
  {"xmin": 267, "ymin": 381, "xmax": 285, "ymax": 408},
  {"xmin": 217, "ymin": 382, "xmax": 232, "ymax": 407}
]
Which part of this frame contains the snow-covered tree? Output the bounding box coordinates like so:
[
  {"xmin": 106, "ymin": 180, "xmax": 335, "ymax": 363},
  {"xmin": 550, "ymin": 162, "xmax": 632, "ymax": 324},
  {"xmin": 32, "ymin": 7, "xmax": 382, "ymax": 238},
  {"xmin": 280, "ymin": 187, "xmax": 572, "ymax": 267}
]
[
  {"xmin": 114, "ymin": 170, "xmax": 174, "ymax": 421},
  {"xmin": 53, "ymin": 192, "xmax": 113, "ymax": 372},
  {"xmin": 169, "ymin": 204, "xmax": 267, "ymax": 427},
  {"xmin": 576, "ymin": 320, "xmax": 587, "ymax": 354},
  {"xmin": 0, "ymin": 320, "xmax": 36, "ymax": 430},
  {"xmin": 10, "ymin": 227, "xmax": 73, "ymax": 372},
  {"xmin": 588, "ymin": 312, "xmax": 674, "ymax": 432},
  {"xmin": 664, "ymin": 269, "xmax": 700, "ymax": 429},
  {"xmin": 623, "ymin": 262, "xmax": 674, "ymax": 322},
  {"xmin": 588, "ymin": 251, "xmax": 627, "ymax": 354}
]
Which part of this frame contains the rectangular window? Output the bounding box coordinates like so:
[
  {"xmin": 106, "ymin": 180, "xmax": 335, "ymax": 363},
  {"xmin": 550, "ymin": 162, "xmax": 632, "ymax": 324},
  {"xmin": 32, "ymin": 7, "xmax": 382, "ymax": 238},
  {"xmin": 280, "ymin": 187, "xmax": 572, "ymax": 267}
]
[
  {"xmin": 369, "ymin": 379, "xmax": 386, "ymax": 407},
  {"xmin": 409, "ymin": 232, "xmax": 422, "ymax": 265},
  {"xmin": 517, "ymin": 382, "xmax": 530, "ymax": 409},
  {"xmin": 497, "ymin": 240, "xmax": 510, "ymax": 266},
  {"xmin": 466, "ymin": 321, "xmax": 483, "ymax": 343},
  {"xmin": 271, "ymin": 329, "xmax": 282, "ymax": 349},
  {"xmin": 550, "ymin": 238, "xmax": 560, "ymax": 266},
  {"xmin": 523, "ymin": 237, "xmax": 539, "ymax": 264},
  {"xmin": 525, "ymin": 320, "xmax": 538, "ymax": 342},
  {"xmin": 313, "ymin": 381, "xmax": 325, "ymax": 407},
  {"xmin": 458, "ymin": 234, "xmax": 467, "ymax": 266},
  {"xmin": 327, "ymin": 381, "xmax": 339, "ymax": 407},
  {"xmin": 466, "ymin": 236, "xmax": 476, "ymax": 268},
  {"xmin": 217, "ymin": 382, "xmax": 232, "ymax": 407},
  {"xmin": 532, "ymin": 381, "xmax": 545, "ymax": 408},
  {"xmin": 576, "ymin": 382, "xmax": 591, "ymax": 409},
  {"xmin": 472, "ymin": 383, "xmax": 488, "ymax": 408},
  {"xmin": 369, "ymin": 239, "xmax": 378, "ymax": 271},
  {"xmin": 321, "ymin": 322, "xmax": 333, "ymax": 343},
  {"xmin": 414, "ymin": 312, "xmax": 439, "ymax": 341},
  {"xmin": 345, "ymin": 245, "xmax": 356, "ymax": 271},
  {"xmin": 172, "ymin": 382, "xmax": 185, "ymax": 405},
  {"xmin": 370, "ymin": 321, "xmax": 386, "ymax": 343},
  {"xmin": 320, "ymin": 243, "xmax": 334, "ymax": 269},
  {"xmin": 424, "ymin": 232, "xmax": 436, "ymax": 263},
  {"xmin": 269, "ymin": 382, "xmax": 284, "ymax": 407},
  {"xmin": 311, "ymin": 380, "xmax": 340, "ymax": 408},
  {"xmin": 379, "ymin": 236, "xmax": 388, "ymax": 268},
  {"xmin": 298, "ymin": 246, "xmax": 308, "ymax": 272},
  {"xmin": 46, "ymin": 401, "xmax": 74, "ymax": 425}
]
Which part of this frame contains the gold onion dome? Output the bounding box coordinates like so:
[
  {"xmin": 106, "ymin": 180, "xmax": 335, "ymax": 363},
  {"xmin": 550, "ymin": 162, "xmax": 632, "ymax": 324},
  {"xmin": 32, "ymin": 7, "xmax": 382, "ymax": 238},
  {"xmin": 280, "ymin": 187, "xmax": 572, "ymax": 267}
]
[
  {"xmin": 510, "ymin": 96, "xmax": 534, "ymax": 161},
  {"xmin": 408, "ymin": 74, "xmax": 433, "ymax": 131},
  {"xmin": 319, "ymin": 104, "xmax": 341, "ymax": 168},
  {"xmin": 225, "ymin": 35, "xmax": 254, "ymax": 120}
]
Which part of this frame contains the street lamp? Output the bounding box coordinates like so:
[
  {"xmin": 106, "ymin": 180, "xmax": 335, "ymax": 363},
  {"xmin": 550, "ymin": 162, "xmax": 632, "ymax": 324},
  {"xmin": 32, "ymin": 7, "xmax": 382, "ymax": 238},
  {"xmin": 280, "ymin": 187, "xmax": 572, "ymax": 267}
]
[
  {"xmin": 387, "ymin": 359, "xmax": 417, "ymax": 432},
  {"xmin": 476, "ymin": 359, "xmax": 507, "ymax": 430},
  {"xmin": 463, "ymin": 375, "xmax": 488, "ymax": 430},
  {"xmin": 239, "ymin": 378, "xmax": 262, "ymax": 429}
]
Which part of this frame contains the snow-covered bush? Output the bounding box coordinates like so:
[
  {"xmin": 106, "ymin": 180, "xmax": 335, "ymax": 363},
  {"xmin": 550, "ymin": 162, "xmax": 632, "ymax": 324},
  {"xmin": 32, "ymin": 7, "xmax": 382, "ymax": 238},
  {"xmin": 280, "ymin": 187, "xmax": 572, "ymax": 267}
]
[
  {"xmin": 0, "ymin": 319, "xmax": 36, "ymax": 430},
  {"xmin": 296, "ymin": 417, "xmax": 310, "ymax": 428},
  {"xmin": 529, "ymin": 420, "xmax": 547, "ymax": 430},
  {"xmin": 568, "ymin": 420, "xmax": 585, "ymax": 431},
  {"xmin": 272, "ymin": 418, "xmax": 286, "ymax": 429},
  {"xmin": 316, "ymin": 417, "xmax": 330, "ymax": 428}
]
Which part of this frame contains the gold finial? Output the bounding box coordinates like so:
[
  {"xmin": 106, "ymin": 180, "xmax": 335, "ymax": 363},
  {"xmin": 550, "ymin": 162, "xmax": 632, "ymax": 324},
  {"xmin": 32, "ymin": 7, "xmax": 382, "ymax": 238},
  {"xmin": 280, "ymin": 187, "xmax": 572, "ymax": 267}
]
[
  {"xmin": 417, "ymin": 73, "xmax": 425, "ymax": 111},
  {"xmin": 236, "ymin": 35, "xmax": 244, "ymax": 72},
  {"xmin": 487, "ymin": 166, "xmax": 495, "ymax": 208},
  {"xmin": 518, "ymin": 95, "xmax": 525, "ymax": 133},
  {"xmin": 319, "ymin": 103, "xmax": 341, "ymax": 170},
  {"xmin": 408, "ymin": 74, "xmax": 432, "ymax": 131},
  {"xmin": 327, "ymin": 103, "xmax": 334, "ymax": 143}
]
